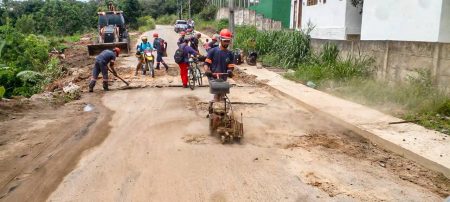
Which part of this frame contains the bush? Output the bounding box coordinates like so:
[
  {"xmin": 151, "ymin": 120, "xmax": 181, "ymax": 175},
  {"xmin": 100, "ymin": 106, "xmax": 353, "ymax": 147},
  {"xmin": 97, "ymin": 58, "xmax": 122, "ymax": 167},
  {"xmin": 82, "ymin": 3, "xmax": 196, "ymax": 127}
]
[
  {"xmin": 155, "ymin": 14, "xmax": 178, "ymax": 25},
  {"xmin": 216, "ymin": 19, "xmax": 229, "ymax": 32},
  {"xmin": 284, "ymin": 42, "xmax": 374, "ymax": 84},
  {"xmin": 137, "ymin": 16, "xmax": 156, "ymax": 32},
  {"xmin": 234, "ymin": 26, "xmax": 311, "ymax": 68},
  {"xmin": 198, "ymin": 5, "xmax": 217, "ymax": 21},
  {"xmin": 0, "ymin": 86, "xmax": 4, "ymax": 98},
  {"xmin": 15, "ymin": 15, "xmax": 36, "ymax": 34}
]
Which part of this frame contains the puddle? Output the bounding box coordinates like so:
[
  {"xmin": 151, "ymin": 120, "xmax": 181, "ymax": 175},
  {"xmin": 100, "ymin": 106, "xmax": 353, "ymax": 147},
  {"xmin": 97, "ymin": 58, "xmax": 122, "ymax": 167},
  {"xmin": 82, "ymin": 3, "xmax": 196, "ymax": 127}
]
[{"xmin": 83, "ymin": 104, "xmax": 94, "ymax": 112}]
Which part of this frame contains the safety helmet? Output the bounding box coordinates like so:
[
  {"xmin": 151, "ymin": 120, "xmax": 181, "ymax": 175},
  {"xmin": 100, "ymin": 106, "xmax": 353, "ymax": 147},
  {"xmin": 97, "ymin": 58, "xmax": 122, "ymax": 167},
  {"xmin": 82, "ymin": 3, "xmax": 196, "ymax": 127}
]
[
  {"xmin": 219, "ymin": 29, "xmax": 232, "ymax": 40},
  {"xmin": 211, "ymin": 35, "xmax": 218, "ymax": 41},
  {"xmin": 153, "ymin": 33, "xmax": 159, "ymax": 38},
  {"xmin": 141, "ymin": 36, "xmax": 148, "ymax": 41},
  {"xmin": 180, "ymin": 31, "xmax": 186, "ymax": 36},
  {"xmin": 114, "ymin": 47, "xmax": 121, "ymax": 56}
]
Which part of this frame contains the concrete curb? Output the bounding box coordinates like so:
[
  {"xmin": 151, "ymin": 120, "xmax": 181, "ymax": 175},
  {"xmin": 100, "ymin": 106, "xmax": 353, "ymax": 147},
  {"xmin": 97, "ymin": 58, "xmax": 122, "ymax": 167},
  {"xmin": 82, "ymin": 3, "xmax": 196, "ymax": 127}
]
[{"xmin": 238, "ymin": 65, "xmax": 450, "ymax": 179}]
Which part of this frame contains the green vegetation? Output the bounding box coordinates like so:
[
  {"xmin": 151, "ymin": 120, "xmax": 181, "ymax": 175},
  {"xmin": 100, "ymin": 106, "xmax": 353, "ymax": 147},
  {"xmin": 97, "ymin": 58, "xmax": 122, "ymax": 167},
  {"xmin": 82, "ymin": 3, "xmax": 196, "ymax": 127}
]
[
  {"xmin": 0, "ymin": 86, "xmax": 5, "ymax": 98},
  {"xmin": 0, "ymin": 26, "xmax": 64, "ymax": 98},
  {"xmin": 155, "ymin": 14, "xmax": 178, "ymax": 25},
  {"xmin": 287, "ymin": 43, "xmax": 374, "ymax": 84},
  {"xmin": 137, "ymin": 16, "xmax": 156, "ymax": 32},
  {"xmin": 234, "ymin": 26, "xmax": 310, "ymax": 68},
  {"xmin": 198, "ymin": 5, "xmax": 218, "ymax": 21},
  {"xmin": 138, "ymin": 0, "xmax": 208, "ymax": 20},
  {"xmin": 322, "ymin": 72, "xmax": 450, "ymax": 135},
  {"xmin": 194, "ymin": 18, "xmax": 228, "ymax": 35}
]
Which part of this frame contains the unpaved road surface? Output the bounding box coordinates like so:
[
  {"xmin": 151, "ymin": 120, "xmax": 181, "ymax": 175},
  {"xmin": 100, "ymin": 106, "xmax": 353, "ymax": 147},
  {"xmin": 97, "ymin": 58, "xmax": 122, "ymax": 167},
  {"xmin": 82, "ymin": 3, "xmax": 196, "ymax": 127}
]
[{"xmin": 1, "ymin": 25, "xmax": 449, "ymax": 202}]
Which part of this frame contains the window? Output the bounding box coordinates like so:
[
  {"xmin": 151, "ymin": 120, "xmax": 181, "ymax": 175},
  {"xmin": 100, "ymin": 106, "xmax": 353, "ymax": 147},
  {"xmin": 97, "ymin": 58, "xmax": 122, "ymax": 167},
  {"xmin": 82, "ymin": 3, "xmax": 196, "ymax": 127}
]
[{"xmin": 307, "ymin": 0, "xmax": 318, "ymax": 6}]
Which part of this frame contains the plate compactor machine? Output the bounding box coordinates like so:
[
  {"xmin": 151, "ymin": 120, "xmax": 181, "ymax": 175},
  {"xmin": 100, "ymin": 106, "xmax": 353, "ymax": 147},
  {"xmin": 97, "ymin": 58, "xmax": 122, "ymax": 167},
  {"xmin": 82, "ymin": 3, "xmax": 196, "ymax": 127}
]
[{"xmin": 208, "ymin": 73, "xmax": 244, "ymax": 144}]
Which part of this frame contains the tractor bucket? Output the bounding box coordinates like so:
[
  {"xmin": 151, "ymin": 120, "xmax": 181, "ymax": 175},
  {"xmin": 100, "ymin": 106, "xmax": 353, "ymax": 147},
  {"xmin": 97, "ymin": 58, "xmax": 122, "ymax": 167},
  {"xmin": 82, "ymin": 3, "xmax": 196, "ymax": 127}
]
[{"xmin": 88, "ymin": 42, "xmax": 129, "ymax": 56}]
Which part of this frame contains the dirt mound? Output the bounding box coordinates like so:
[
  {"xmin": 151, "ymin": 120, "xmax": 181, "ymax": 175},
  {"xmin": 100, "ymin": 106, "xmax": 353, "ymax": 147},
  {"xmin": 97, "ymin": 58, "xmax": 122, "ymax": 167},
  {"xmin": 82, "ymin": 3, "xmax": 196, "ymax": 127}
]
[{"xmin": 285, "ymin": 129, "xmax": 450, "ymax": 197}]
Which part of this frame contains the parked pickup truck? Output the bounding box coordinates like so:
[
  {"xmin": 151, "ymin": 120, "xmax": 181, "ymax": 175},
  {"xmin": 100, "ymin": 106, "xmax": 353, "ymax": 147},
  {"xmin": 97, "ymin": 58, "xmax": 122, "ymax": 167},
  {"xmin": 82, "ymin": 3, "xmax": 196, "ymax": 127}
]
[{"xmin": 174, "ymin": 20, "xmax": 188, "ymax": 33}]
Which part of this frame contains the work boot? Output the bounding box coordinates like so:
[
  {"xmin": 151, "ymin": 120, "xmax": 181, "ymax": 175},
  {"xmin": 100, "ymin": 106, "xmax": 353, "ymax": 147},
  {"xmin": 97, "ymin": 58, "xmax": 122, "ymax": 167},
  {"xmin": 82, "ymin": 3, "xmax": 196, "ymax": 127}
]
[
  {"xmin": 156, "ymin": 63, "xmax": 160, "ymax": 70},
  {"xmin": 163, "ymin": 63, "xmax": 169, "ymax": 72},
  {"xmin": 88, "ymin": 80, "xmax": 96, "ymax": 92},
  {"xmin": 103, "ymin": 81, "xmax": 109, "ymax": 91}
]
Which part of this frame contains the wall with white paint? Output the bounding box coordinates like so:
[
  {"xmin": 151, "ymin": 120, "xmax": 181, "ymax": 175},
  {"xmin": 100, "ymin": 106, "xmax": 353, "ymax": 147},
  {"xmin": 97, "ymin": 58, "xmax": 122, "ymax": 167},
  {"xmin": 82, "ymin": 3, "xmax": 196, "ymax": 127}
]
[
  {"xmin": 361, "ymin": 0, "xmax": 448, "ymax": 42},
  {"xmin": 439, "ymin": 0, "xmax": 450, "ymax": 42},
  {"xmin": 301, "ymin": 0, "xmax": 362, "ymax": 40},
  {"xmin": 345, "ymin": 0, "xmax": 362, "ymax": 35}
]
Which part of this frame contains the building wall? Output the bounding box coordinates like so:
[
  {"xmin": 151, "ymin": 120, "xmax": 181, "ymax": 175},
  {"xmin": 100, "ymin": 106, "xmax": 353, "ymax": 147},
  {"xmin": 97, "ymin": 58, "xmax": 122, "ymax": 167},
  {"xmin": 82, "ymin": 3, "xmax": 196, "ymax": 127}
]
[
  {"xmin": 249, "ymin": 0, "xmax": 291, "ymax": 28},
  {"xmin": 290, "ymin": 0, "xmax": 302, "ymax": 30},
  {"xmin": 311, "ymin": 39, "xmax": 450, "ymax": 90},
  {"xmin": 249, "ymin": 0, "xmax": 273, "ymax": 19},
  {"xmin": 216, "ymin": 8, "xmax": 282, "ymax": 31},
  {"xmin": 301, "ymin": 0, "xmax": 348, "ymax": 40},
  {"xmin": 272, "ymin": 0, "xmax": 291, "ymax": 28},
  {"xmin": 439, "ymin": 0, "xmax": 450, "ymax": 42},
  {"xmin": 345, "ymin": 0, "xmax": 362, "ymax": 35},
  {"xmin": 361, "ymin": 0, "xmax": 445, "ymax": 42}
]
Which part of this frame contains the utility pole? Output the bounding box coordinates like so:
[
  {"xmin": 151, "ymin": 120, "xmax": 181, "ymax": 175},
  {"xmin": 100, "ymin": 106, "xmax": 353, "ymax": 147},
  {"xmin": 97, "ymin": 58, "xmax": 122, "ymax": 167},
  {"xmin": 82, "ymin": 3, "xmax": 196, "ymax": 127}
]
[
  {"xmin": 177, "ymin": 0, "xmax": 181, "ymax": 19},
  {"xmin": 181, "ymin": 0, "xmax": 183, "ymax": 19},
  {"xmin": 229, "ymin": 0, "xmax": 235, "ymax": 36},
  {"xmin": 189, "ymin": 0, "xmax": 191, "ymax": 19}
]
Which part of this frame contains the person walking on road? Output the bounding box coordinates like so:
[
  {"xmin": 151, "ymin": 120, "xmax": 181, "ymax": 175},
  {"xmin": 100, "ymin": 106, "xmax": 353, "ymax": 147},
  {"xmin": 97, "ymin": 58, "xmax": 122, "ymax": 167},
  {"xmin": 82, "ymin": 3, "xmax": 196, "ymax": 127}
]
[
  {"xmin": 89, "ymin": 48, "xmax": 120, "ymax": 92},
  {"xmin": 152, "ymin": 32, "xmax": 169, "ymax": 71},
  {"xmin": 206, "ymin": 34, "xmax": 219, "ymax": 51},
  {"xmin": 190, "ymin": 33, "xmax": 201, "ymax": 52},
  {"xmin": 175, "ymin": 39, "xmax": 198, "ymax": 88},
  {"xmin": 177, "ymin": 31, "xmax": 186, "ymax": 46}
]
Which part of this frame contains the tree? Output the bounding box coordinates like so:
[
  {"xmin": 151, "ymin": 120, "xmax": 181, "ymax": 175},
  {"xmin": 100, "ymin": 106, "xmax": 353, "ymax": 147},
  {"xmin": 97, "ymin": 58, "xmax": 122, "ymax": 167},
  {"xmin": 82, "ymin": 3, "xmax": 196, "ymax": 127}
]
[
  {"xmin": 119, "ymin": 0, "xmax": 141, "ymax": 29},
  {"xmin": 351, "ymin": 0, "xmax": 363, "ymax": 13},
  {"xmin": 15, "ymin": 14, "xmax": 35, "ymax": 34}
]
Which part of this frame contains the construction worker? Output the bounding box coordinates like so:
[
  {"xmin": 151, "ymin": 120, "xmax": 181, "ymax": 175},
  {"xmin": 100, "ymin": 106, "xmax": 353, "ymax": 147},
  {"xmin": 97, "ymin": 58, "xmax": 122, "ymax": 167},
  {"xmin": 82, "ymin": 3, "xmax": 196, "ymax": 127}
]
[
  {"xmin": 206, "ymin": 34, "xmax": 219, "ymax": 51},
  {"xmin": 204, "ymin": 29, "xmax": 234, "ymax": 81},
  {"xmin": 190, "ymin": 33, "xmax": 201, "ymax": 52},
  {"xmin": 135, "ymin": 36, "xmax": 154, "ymax": 76},
  {"xmin": 89, "ymin": 47, "xmax": 120, "ymax": 92},
  {"xmin": 177, "ymin": 31, "xmax": 186, "ymax": 46},
  {"xmin": 152, "ymin": 32, "xmax": 169, "ymax": 71},
  {"xmin": 187, "ymin": 18, "xmax": 195, "ymax": 30},
  {"xmin": 177, "ymin": 38, "xmax": 199, "ymax": 88}
]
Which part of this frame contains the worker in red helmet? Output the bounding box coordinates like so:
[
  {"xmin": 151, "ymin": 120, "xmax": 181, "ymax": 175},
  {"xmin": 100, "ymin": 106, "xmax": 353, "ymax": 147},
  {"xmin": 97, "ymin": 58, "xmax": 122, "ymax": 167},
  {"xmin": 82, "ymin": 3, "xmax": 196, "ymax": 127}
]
[
  {"xmin": 89, "ymin": 47, "xmax": 120, "ymax": 92},
  {"xmin": 152, "ymin": 32, "xmax": 169, "ymax": 71},
  {"xmin": 177, "ymin": 31, "xmax": 186, "ymax": 46},
  {"xmin": 206, "ymin": 34, "xmax": 219, "ymax": 51},
  {"xmin": 204, "ymin": 29, "xmax": 234, "ymax": 81}
]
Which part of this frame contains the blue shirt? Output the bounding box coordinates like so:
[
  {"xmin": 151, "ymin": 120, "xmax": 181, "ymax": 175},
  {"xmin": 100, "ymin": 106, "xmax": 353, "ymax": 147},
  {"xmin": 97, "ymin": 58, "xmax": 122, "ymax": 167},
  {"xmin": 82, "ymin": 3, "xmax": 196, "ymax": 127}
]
[
  {"xmin": 179, "ymin": 44, "xmax": 198, "ymax": 64},
  {"xmin": 96, "ymin": 50, "xmax": 116, "ymax": 64},
  {"xmin": 137, "ymin": 42, "xmax": 153, "ymax": 52},
  {"xmin": 205, "ymin": 47, "xmax": 234, "ymax": 73}
]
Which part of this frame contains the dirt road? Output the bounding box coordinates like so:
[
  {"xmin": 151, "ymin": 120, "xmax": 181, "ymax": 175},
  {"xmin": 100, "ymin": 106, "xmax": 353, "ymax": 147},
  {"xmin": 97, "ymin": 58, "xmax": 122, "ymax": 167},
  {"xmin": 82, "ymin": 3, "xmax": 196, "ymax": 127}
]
[{"xmin": 1, "ymin": 25, "xmax": 449, "ymax": 201}]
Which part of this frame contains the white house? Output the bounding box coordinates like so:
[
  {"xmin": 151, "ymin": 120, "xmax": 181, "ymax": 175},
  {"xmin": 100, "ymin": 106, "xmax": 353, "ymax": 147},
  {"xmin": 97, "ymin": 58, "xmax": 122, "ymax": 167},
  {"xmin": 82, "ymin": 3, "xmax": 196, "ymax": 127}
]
[
  {"xmin": 300, "ymin": 0, "xmax": 362, "ymax": 40},
  {"xmin": 361, "ymin": 0, "xmax": 450, "ymax": 42}
]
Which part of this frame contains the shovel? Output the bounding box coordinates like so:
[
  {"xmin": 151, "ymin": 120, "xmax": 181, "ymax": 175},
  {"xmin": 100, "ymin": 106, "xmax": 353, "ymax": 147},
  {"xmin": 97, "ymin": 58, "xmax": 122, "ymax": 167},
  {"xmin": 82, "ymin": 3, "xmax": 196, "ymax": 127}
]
[{"xmin": 108, "ymin": 67, "xmax": 129, "ymax": 86}]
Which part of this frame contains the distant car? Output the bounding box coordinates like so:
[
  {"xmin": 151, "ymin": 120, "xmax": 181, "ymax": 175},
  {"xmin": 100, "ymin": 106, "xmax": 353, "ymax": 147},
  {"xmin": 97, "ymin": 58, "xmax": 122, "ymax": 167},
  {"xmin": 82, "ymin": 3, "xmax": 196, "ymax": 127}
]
[{"xmin": 174, "ymin": 20, "xmax": 188, "ymax": 33}]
